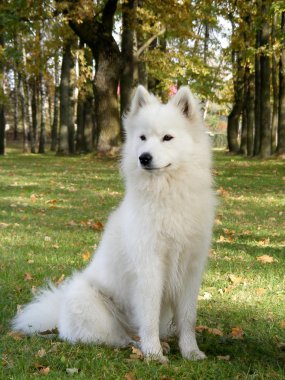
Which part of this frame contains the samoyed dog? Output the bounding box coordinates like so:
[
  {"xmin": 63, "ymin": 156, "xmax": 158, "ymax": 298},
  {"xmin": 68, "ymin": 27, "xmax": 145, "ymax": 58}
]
[{"xmin": 12, "ymin": 86, "xmax": 215, "ymax": 363}]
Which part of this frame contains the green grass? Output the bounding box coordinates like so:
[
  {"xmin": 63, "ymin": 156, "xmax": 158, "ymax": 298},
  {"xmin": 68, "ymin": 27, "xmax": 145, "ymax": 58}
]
[{"xmin": 0, "ymin": 148, "xmax": 284, "ymax": 379}]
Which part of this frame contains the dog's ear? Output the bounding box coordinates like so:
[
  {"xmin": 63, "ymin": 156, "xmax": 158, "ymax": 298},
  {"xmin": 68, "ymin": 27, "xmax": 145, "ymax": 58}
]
[
  {"xmin": 129, "ymin": 85, "xmax": 153, "ymax": 115},
  {"xmin": 170, "ymin": 86, "xmax": 199, "ymax": 120}
]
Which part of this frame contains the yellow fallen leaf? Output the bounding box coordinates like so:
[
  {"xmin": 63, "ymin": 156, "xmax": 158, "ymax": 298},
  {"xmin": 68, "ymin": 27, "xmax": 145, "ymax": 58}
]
[
  {"xmin": 129, "ymin": 346, "xmax": 144, "ymax": 360},
  {"xmin": 256, "ymin": 255, "xmax": 277, "ymax": 263},
  {"xmin": 255, "ymin": 288, "xmax": 266, "ymax": 296},
  {"xmin": 36, "ymin": 348, "xmax": 46, "ymax": 358},
  {"xmin": 280, "ymin": 320, "xmax": 285, "ymax": 329},
  {"xmin": 217, "ymin": 355, "xmax": 230, "ymax": 361},
  {"xmin": 7, "ymin": 331, "xmax": 25, "ymax": 340},
  {"xmin": 82, "ymin": 251, "xmax": 91, "ymax": 262},
  {"xmin": 24, "ymin": 272, "xmax": 33, "ymax": 281},
  {"xmin": 231, "ymin": 327, "xmax": 244, "ymax": 339}
]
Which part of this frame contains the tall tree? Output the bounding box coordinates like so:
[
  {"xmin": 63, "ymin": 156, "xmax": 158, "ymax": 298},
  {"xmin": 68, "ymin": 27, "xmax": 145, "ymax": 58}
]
[
  {"xmin": 58, "ymin": 39, "xmax": 74, "ymax": 154},
  {"xmin": 0, "ymin": 25, "xmax": 5, "ymax": 155},
  {"xmin": 258, "ymin": 0, "xmax": 272, "ymax": 158},
  {"xmin": 66, "ymin": 0, "xmax": 121, "ymax": 153},
  {"xmin": 277, "ymin": 11, "xmax": 285, "ymax": 156}
]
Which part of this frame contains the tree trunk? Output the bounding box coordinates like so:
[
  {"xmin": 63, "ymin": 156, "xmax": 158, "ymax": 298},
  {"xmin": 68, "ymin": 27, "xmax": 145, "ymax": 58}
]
[
  {"xmin": 31, "ymin": 79, "xmax": 38, "ymax": 151},
  {"xmin": 277, "ymin": 12, "xmax": 285, "ymax": 156},
  {"xmin": 254, "ymin": 30, "xmax": 261, "ymax": 156},
  {"xmin": 69, "ymin": 0, "xmax": 121, "ymax": 153},
  {"xmin": 51, "ymin": 83, "xmax": 59, "ymax": 151},
  {"xmin": 259, "ymin": 0, "xmax": 271, "ymax": 158},
  {"xmin": 19, "ymin": 73, "xmax": 29, "ymax": 153},
  {"xmin": 58, "ymin": 40, "xmax": 74, "ymax": 154},
  {"xmin": 120, "ymin": 0, "xmax": 136, "ymax": 117},
  {"xmin": 227, "ymin": 53, "xmax": 243, "ymax": 153},
  {"xmin": 38, "ymin": 72, "xmax": 46, "ymax": 153},
  {"xmin": 271, "ymin": 12, "xmax": 279, "ymax": 152},
  {"xmin": 0, "ymin": 28, "xmax": 5, "ymax": 155},
  {"xmin": 13, "ymin": 70, "xmax": 19, "ymax": 141},
  {"xmin": 246, "ymin": 72, "xmax": 255, "ymax": 156}
]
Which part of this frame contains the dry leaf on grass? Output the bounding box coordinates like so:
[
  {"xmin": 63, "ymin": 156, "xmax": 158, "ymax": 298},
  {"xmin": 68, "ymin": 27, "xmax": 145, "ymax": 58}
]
[
  {"xmin": 36, "ymin": 348, "xmax": 46, "ymax": 358},
  {"xmin": 34, "ymin": 363, "xmax": 50, "ymax": 375},
  {"xmin": 217, "ymin": 355, "xmax": 230, "ymax": 361},
  {"xmin": 66, "ymin": 368, "xmax": 79, "ymax": 375},
  {"xmin": 256, "ymin": 255, "xmax": 277, "ymax": 264},
  {"xmin": 231, "ymin": 327, "xmax": 244, "ymax": 339},
  {"xmin": 82, "ymin": 251, "xmax": 91, "ymax": 261},
  {"xmin": 279, "ymin": 320, "xmax": 285, "ymax": 329},
  {"xmin": 196, "ymin": 325, "xmax": 224, "ymax": 336},
  {"xmin": 129, "ymin": 346, "xmax": 144, "ymax": 360},
  {"xmin": 7, "ymin": 331, "xmax": 25, "ymax": 341},
  {"xmin": 124, "ymin": 372, "xmax": 136, "ymax": 380},
  {"xmin": 24, "ymin": 272, "xmax": 33, "ymax": 281}
]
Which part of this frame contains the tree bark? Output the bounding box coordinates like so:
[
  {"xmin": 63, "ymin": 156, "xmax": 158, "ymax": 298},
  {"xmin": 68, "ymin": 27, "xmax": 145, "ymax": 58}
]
[
  {"xmin": 58, "ymin": 40, "xmax": 74, "ymax": 154},
  {"xmin": 0, "ymin": 27, "xmax": 5, "ymax": 155},
  {"xmin": 69, "ymin": 0, "xmax": 121, "ymax": 153},
  {"xmin": 259, "ymin": 0, "xmax": 272, "ymax": 158},
  {"xmin": 120, "ymin": 0, "xmax": 137, "ymax": 118},
  {"xmin": 277, "ymin": 12, "xmax": 285, "ymax": 156},
  {"xmin": 271, "ymin": 12, "xmax": 279, "ymax": 152},
  {"xmin": 254, "ymin": 29, "xmax": 261, "ymax": 156},
  {"xmin": 227, "ymin": 53, "xmax": 243, "ymax": 153},
  {"xmin": 38, "ymin": 72, "xmax": 46, "ymax": 153},
  {"xmin": 246, "ymin": 71, "xmax": 255, "ymax": 156}
]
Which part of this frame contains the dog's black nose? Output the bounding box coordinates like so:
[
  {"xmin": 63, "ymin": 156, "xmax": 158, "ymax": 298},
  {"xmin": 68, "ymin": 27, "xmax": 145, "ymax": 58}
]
[{"xmin": 139, "ymin": 153, "xmax": 153, "ymax": 167}]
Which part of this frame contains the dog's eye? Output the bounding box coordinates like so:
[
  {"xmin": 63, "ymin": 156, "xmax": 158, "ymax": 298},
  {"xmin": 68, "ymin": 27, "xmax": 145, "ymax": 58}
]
[
  {"xmin": 162, "ymin": 135, "xmax": 174, "ymax": 142},
  {"xmin": 140, "ymin": 135, "xmax": 146, "ymax": 141}
]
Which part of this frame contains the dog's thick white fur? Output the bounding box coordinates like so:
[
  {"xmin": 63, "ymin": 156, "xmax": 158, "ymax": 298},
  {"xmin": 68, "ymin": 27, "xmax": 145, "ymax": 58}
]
[{"xmin": 12, "ymin": 86, "xmax": 215, "ymax": 363}]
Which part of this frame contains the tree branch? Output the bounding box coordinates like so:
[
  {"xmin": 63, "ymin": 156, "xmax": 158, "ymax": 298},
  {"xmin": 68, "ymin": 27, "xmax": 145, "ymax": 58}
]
[{"xmin": 135, "ymin": 27, "xmax": 166, "ymax": 57}]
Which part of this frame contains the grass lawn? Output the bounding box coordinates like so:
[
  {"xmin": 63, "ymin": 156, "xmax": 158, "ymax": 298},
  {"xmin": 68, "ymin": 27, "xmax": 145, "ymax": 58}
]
[{"xmin": 0, "ymin": 148, "xmax": 284, "ymax": 379}]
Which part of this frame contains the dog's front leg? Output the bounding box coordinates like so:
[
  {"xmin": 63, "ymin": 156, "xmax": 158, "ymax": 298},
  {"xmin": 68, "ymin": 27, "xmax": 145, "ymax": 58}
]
[
  {"xmin": 175, "ymin": 261, "xmax": 207, "ymax": 361},
  {"xmin": 133, "ymin": 255, "xmax": 167, "ymax": 364}
]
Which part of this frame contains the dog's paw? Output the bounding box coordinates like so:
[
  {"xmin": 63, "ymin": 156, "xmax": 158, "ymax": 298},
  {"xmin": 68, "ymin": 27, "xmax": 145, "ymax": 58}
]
[
  {"xmin": 144, "ymin": 353, "xmax": 169, "ymax": 365},
  {"xmin": 182, "ymin": 349, "xmax": 207, "ymax": 361}
]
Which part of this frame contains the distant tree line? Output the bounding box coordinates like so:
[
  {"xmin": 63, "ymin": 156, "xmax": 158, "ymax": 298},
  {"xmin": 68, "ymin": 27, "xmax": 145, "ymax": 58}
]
[
  {"xmin": 226, "ymin": 0, "xmax": 285, "ymax": 158},
  {"xmin": 0, "ymin": 0, "xmax": 284, "ymax": 158}
]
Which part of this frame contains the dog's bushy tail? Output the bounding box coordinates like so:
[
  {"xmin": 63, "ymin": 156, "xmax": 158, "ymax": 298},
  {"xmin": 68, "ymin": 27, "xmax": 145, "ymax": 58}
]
[{"xmin": 12, "ymin": 283, "xmax": 62, "ymax": 334}]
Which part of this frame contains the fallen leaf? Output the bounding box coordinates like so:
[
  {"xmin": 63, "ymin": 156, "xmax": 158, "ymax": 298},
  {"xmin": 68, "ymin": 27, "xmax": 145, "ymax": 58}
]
[
  {"xmin": 36, "ymin": 348, "xmax": 46, "ymax": 358},
  {"xmin": 24, "ymin": 272, "xmax": 33, "ymax": 281},
  {"xmin": 46, "ymin": 199, "xmax": 57, "ymax": 205},
  {"xmin": 228, "ymin": 274, "xmax": 244, "ymax": 285},
  {"xmin": 66, "ymin": 368, "xmax": 79, "ymax": 375},
  {"xmin": 44, "ymin": 236, "xmax": 51, "ymax": 242},
  {"xmin": 231, "ymin": 327, "xmax": 244, "ymax": 339},
  {"xmin": 196, "ymin": 325, "xmax": 224, "ymax": 336},
  {"xmin": 124, "ymin": 372, "xmax": 136, "ymax": 380},
  {"xmin": 0, "ymin": 222, "xmax": 10, "ymax": 228},
  {"xmin": 217, "ymin": 187, "xmax": 229, "ymax": 197},
  {"xmin": 255, "ymin": 288, "xmax": 266, "ymax": 296},
  {"xmin": 257, "ymin": 238, "xmax": 270, "ymax": 246},
  {"xmin": 129, "ymin": 346, "xmax": 144, "ymax": 360},
  {"xmin": 256, "ymin": 255, "xmax": 277, "ymax": 264},
  {"xmin": 217, "ymin": 355, "xmax": 230, "ymax": 361},
  {"xmin": 55, "ymin": 274, "xmax": 65, "ymax": 286},
  {"xmin": 82, "ymin": 251, "xmax": 91, "ymax": 262},
  {"xmin": 7, "ymin": 331, "xmax": 25, "ymax": 340},
  {"xmin": 91, "ymin": 221, "xmax": 104, "ymax": 231},
  {"xmin": 208, "ymin": 328, "xmax": 224, "ymax": 336},
  {"xmin": 280, "ymin": 320, "xmax": 285, "ymax": 329},
  {"xmin": 30, "ymin": 194, "xmax": 38, "ymax": 202}
]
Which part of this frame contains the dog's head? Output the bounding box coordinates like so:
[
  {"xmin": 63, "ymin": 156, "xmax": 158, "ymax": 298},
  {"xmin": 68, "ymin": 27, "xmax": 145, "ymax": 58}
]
[{"xmin": 122, "ymin": 85, "xmax": 205, "ymax": 175}]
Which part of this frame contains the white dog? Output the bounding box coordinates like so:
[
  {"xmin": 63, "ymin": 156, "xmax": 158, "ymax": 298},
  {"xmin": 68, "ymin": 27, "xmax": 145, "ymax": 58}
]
[{"xmin": 12, "ymin": 86, "xmax": 215, "ymax": 363}]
